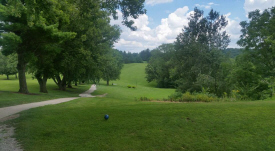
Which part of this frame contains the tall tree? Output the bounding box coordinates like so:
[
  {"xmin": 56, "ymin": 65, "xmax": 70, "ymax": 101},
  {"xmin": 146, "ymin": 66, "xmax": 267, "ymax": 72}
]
[
  {"xmin": 0, "ymin": 0, "xmax": 75, "ymax": 93},
  {"xmin": 237, "ymin": 7, "xmax": 275, "ymax": 78},
  {"xmin": 0, "ymin": 0, "xmax": 146, "ymax": 93},
  {"xmin": 100, "ymin": 49, "xmax": 123, "ymax": 85},
  {"xmin": 140, "ymin": 49, "xmax": 151, "ymax": 61},
  {"xmin": 145, "ymin": 43, "xmax": 176, "ymax": 88},
  {"xmin": 0, "ymin": 52, "xmax": 18, "ymax": 80},
  {"xmin": 174, "ymin": 8, "xmax": 230, "ymax": 94}
]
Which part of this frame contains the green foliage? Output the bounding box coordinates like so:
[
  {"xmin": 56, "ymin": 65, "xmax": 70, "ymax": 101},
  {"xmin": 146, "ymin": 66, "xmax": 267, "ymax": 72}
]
[
  {"xmin": 100, "ymin": 49, "xmax": 124, "ymax": 85},
  {"xmin": 127, "ymin": 85, "xmax": 136, "ymax": 88},
  {"xmin": 145, "ymin": 8, "xmax": 231, "ymax": 97},
  {"xmin": 238, "ymin": 7, "xmax": 275, "ymax": 78},
  {"xmin": 102, "ymin": 0, "xmax": 146, "ymax": 31},
  {"xmin": 174, "ymin": 8, "xmax": 230, "ymax": 95},
  {"xmin": 0, "ymin": 33, "xmax": 22, "ymax": 56},
  {"xmin": 167, "ymin": 91, "xmax": 220, "ymax": 102},
  {"xmin": 139, "ymin": 49, "xmax": 151, "ymax": 61},
  {"xmin": 145, "ymin": 43, "xmax": 176, "ymax": 88},
  {"xmin": 0, "ymin": 52, "xmax": 18, "ymax": 79},
  {"xmin": 119, "ymin": 51, "xmax": 143, "ymax": 63},
  {"xmin": 0, "ymin": 0, "xmax": 146, "ymax": 93},
  {"xmin": 138, "ymin": 96, "xmax": 152, "ymax": 101},
  {"xmin": 222, "ymin": 48, "xmax": 242, "ymax": 58},
  {"xmin": 230, "ymin": 53, "xmax": 270, "ymax": 100}
]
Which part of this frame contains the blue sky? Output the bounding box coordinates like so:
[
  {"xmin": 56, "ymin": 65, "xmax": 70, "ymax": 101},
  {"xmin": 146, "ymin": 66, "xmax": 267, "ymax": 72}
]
[
  {"xmin": 111, "ymin": 0, "xmax": 275, "ymax": 52},
  {"xmin": 145, "ymin": 0, "xmax": 246, "ymax": 28}
]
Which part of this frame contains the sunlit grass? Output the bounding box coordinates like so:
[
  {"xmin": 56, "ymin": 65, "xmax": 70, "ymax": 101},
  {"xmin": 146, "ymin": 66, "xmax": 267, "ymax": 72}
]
[
  {"xmin": 3, "ymin": 63, "xmax": 275, "ymax": 150},
  {"xmin": 0, "ymin": 74, "xmax": 90, "ymax": 108}
]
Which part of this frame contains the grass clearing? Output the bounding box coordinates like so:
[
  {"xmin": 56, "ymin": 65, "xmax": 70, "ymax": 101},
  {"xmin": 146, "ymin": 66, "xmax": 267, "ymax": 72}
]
[
  {"xmin": 2, "ymin": 63, "xmax": 275, "ymax": 150},
  {"xmin": 0, "ymin": 74, "xmax": 90, "ymax": 108}
]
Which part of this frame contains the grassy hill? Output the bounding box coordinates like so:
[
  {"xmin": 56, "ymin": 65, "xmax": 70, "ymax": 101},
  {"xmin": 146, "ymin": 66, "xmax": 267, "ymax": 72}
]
[{"xmin": 2, "ymin": 63, "xmax": 275, "ymax": 150}]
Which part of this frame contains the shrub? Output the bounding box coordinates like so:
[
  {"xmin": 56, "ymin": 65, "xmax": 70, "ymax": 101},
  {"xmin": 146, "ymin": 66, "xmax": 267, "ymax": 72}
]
[
  {"xmin": 139, "ymin": 97, "xmax": 151, "ymax": 101},
  {"xmin": 127, "ymin": 85, "xmax": 132, "ymax": 88},
  {"xmin": 167, "ymin": 92, "xmax": 182, "ymax": 101},
  {"xmin": 167, "ymin": 92, "xmax": 220, "ymax": 102},
  {"xmin": 132, "ymin": 86, "xmax": 136, "ymax": 88}
]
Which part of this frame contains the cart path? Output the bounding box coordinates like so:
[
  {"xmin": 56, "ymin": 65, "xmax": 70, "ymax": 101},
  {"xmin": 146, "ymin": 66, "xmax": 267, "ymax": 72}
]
[
  {"xmin": 79, "ymin": 84, "xmax": 96, "ymax": 97},
  {"xmin": 0, "ymin": 84, "xmax": 97, "ymax": 151},
  {"xmin": 0, "ymin": 84, "xmax": 97, "ymax": 120}
]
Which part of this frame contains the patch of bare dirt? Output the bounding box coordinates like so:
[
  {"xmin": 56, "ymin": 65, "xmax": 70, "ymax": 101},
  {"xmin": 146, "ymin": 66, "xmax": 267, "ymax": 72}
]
[
  {"xmin": 0, "ymin": 114, "xmax": 20, "ymax": 123},
  {"xmin": 0, "ymin": 124, "xmax": 22, "ymax": 151}
]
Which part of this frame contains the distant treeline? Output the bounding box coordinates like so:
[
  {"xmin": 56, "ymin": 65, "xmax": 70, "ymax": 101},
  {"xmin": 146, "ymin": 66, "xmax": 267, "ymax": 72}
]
[
  {"xmin": 222, "ymin": 48, "xmax": 242, "ymax": 58},
  {"xmin": 119, "ymin": 49, "xmax": 151, "ymax": 63},
  {"xmin": 118, "ymin": 48, "xmax": 241, "ymax": 64}
]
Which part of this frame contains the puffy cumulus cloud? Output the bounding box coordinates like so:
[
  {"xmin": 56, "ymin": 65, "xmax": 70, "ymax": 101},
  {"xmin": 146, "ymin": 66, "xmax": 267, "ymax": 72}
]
[
  {"xmin": 111, "ymin": 7, "xmax": 191, "ymax": 52},
  {"xmin": 111, "ymin": 6, "xmax": 242, "ymax": 52},
  {"xmin": 195, "ymin": 2, "xmax": 218, "ymax": 9},
  {"xmin": 146, "ymin": 0, "xmax": 173, "ymax": 6},
  {"xmin": 244, "ymin": 0, "xmax": 275, "ymax": 14},
  {"xmin": 224, "ymin": 13, "xmax": 242, "ymax": 48}
]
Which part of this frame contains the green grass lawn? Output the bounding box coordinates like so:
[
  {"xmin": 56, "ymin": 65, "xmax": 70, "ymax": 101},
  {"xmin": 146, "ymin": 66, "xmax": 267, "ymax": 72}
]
[
  {"xmin": 0, "ymin": 74, "xmax": 91, "ymax": 108},
  {"xmin": 2, "ymin": 63, "xmax": 275, "ymax": 150}
]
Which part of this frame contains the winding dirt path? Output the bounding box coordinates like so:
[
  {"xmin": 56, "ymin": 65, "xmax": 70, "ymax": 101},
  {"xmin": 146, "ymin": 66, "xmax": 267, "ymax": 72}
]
[
  {"xmin": 0, "ymin": 84, "xmax": 98, "ymax": 151},
  {"xmin": 0, "ymin": 84, "xmax": 97, "ymax": 120}
]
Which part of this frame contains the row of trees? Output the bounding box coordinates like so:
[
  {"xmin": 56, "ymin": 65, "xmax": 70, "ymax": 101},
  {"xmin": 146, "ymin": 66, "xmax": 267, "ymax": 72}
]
[
  {"xmin": 119, "ymin": 49, "xmax": 152, "ymax": 63},
  {"xmin": 0, "ymin": 0, "xmax": 146, "ymax": 93},
  {"xmin": 146, "ymin": 7, "xmax": 275, "ymax": 100}
]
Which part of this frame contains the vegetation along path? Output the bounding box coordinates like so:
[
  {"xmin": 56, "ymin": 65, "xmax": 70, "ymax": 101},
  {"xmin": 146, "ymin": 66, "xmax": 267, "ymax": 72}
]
[{"xmin": 0, "ymin": 84, "xmax": 97, "ymax": 121}]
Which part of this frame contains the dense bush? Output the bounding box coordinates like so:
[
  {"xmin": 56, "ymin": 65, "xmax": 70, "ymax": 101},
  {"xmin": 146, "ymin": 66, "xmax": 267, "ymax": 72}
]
[{"xmin": 167, "ymin": 92, "xmax": 220, "ymax": 102}]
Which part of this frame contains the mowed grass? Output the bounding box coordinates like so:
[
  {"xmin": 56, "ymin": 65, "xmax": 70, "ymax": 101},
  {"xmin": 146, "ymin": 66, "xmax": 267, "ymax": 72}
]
[
  {"xmin": 0, "ymin": 74, "xmax": 90, "ymax": 108},
  {"xmin": 4, "ymin": 63, "xmax": 275, "ymax": 150}
]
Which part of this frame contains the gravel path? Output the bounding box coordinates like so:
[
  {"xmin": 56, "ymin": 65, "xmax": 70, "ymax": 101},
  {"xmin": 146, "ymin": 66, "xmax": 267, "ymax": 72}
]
[
  {"xmin": 0, "ymin": 84, "xmax": 97, "ymax": 151},
  {"xmin": 79, "ymin": 84, "xmax": 96, "ymax": 97}
]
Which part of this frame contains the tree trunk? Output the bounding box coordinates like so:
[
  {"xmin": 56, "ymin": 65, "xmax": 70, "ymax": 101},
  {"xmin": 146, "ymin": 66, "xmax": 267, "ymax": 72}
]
[
  {"xmin": 17, "ymin": 53, "xmax": 29, "ymax": 94},
  {"xmin": 67, "ymin": 81, "xmax": 72, "ymax": 88},
  {"xmin": 6, "ymin": 75, "xmax": 9, "ymax": 80},
  {"xmin": 15, "ymin": 73, "xmax": 17, "ymax": 79},
  {"xmin": 107, "ymin": 79, "xmax": 109, "ymax": 86},
  {"xmin": 74, "ymin": 80, "xmax": 77, "ymax": 86},
  {"xmin": 37, "ymin": 75, "xmax": 48, "ymax": 93},
  {"xmin": 53, "ymin": 74, "xmax": 67, "ymax": 91}
]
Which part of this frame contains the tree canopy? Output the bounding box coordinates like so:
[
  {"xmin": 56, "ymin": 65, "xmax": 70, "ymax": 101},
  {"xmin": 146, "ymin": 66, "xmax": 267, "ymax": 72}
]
[{"xmin": 0, "ymin": 0, "xmax": 146, "ymax": 93}]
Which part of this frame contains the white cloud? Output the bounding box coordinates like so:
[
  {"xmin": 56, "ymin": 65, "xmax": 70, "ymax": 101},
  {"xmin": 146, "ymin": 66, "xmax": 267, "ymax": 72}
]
[
  {"xmin": 146, "ymin": 0, "xmax": 173, "ymax": 6},
  {"xmin": 111, "ymin": 7, "xmax": 190, "ymax": 52},
  {"xmin": 111, "ymin": 6, "xmax": 242, "ymax": 52},
  {"xmin": 224, "ymin": 13, "xmax": 242, "ymax": 48},
  {"xmin": 195, "ymin": 2, "xmax": 218, "ymax": 9},
  {"xmin": 244, "ymin": 0, "xmax": 275, "ymax": 14}
]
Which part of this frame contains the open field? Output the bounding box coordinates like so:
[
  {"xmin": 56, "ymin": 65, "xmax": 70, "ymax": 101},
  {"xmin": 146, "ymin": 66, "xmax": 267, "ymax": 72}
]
[{"xmin": 2, "ymin": 63, "xmax": 275, "ymax": 150}]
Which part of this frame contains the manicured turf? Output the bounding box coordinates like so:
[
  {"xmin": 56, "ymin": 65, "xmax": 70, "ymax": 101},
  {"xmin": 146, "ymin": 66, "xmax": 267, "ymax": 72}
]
[
  {"xmin": 3, "ymin": 63, "xmax": 275, "ymax": 150},
  {"xmin": 0, "ymin": 74, "xmax": 91, "ymax": 108},
  {"xmin": 12, "ymin": 99, "xmax": 275, "ymax": 150}
]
